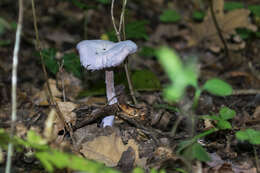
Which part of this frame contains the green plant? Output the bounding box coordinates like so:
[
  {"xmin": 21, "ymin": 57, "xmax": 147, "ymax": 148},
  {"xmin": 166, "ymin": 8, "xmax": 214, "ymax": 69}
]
[
  {"xmin": 159, "ymin": 9, "xmax": 181, "ymax": 23},
  {"xmin": 108, "ymin": 20, "xmax": 149, "ymax": 41},
  {"xmin": 155, "ymin": 47, "xmax": 232, "ymax": 105},
  {"xmin": 0, "ymin": 129, "xmax": 166, "ymax": 173},
  {"xmin": 192, "ymin": 11, "xmax": 205, "ymax": 21},
  {"xmin": 40, "ymin": 48, "xmax": 59, "ymax": 75},
  {"xmin": 155, "ymin": 47, "xmax": 233, "ymax": 164},
  {"xmin": 177, "ymin": 106, "xmax": 236, "ymax": 162},
  {"xmin": 235, "ymin": 128, "xmax": 260, "ymax": 172},
  {"xmin": 37, "ymin": 49, "xmax": 83, "ymax": 78},
  {"xmin": 177, "ymin": 129, "xmax": 217, "ymax": 162},
  {"xmin": 236, "ymin": 129, "xmax": 260, "ymax": 145},
  {"xmin": 0, "ymin": 129, "xmax": 120, "ymax": 173},
  {"xmin": 202, "ymin": 107, "xmax": 236, "ymax": 130}
]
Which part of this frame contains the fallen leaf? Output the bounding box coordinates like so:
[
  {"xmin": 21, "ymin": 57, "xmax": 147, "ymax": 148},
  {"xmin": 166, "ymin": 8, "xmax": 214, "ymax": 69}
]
[
  {"xmin": 80, "ymin": 132, "xmax": 146, "ymax": 167},
  {"xmin": 32, "ymin": 79, "xmax": 62, "ymax": 106},
  {"xmin": 190, "ymin": 0, "xmax": 257, "ymax": 50},
  {"xmin": 253, "ymin": 106, "xmax": 260, "ymax": 119},
  {"xmin": 56, "ymin": 71, "xmax": 83, "ymax": 100},
  {"xmin": 45, "ymin": 29, "xmax": 76, "ymax": 45},
  {"xmin": 52, "ymin": 101, "xmax": 77, "ymax": 141}
]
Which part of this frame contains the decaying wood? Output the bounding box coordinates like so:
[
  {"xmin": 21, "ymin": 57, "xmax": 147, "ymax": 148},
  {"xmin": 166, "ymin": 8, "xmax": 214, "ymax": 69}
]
[{"xmin": 72, "ymin": 104, "xmax": 119, "ymax": 131}]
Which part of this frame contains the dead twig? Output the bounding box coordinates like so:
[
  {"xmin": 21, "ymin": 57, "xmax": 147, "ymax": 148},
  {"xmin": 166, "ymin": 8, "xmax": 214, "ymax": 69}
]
[
  {"xmin": 5, "ymin": 0, "xmax": 23, "ymax": 172},
  {"xmin": 111, "ymin": 0, "xmax": 137, "ymax": 105},
  {"xmin": 72, "ymin": 104, "xmax": 119, "ymax": 131},
  {"xmin": 232, "ymin": 89, "xmax": 260, "ymax": 95},
  {"xmin": 31, "ymin": 0, "xmax": 77, "ymax": 146},
  {"xmin": 209, "ymin": 0, "xmax": 229, "ymax": 58}
]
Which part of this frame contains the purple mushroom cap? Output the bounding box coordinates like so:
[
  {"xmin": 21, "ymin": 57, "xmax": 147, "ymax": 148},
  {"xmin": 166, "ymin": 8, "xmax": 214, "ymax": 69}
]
[{"xmin": 76, "ymin": 40, "xmax": 137, "ymax": 70}]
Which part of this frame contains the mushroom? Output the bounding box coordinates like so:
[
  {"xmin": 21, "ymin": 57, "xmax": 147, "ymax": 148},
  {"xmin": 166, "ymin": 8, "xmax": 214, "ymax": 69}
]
[{"xmin": 76, "ymin": 40, "xmax": 138, "ymax": 127}]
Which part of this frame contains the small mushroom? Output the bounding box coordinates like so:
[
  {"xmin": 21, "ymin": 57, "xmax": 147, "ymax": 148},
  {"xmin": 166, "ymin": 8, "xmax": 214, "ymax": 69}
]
[{"xmin": 76, "ymin": 40, "xmax": 138, "ymax": 127}]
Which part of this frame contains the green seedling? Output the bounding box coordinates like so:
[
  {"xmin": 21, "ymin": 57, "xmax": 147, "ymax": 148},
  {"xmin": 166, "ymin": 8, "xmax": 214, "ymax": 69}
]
[
  {"xmin": 159, "ymin": 9, "xmax": 181, "ymax": 23},
  {"xmin": 236, "ymin": 128, "xmax": 260, "ymax": 171},
  {"xmin": 201, "ymin": 107, "xmax": 236, "ymax": 130},
  {"xmin": 155, "ymin": 47, "xmax": 232, "ymax": 105},
  {"xmin": 156, "ymin": 47, "xmax": 233, "ymax": 165},
  {"xmin": 177, "ymin": 128, "xmax": 217, "ymax": 162},
  {"xmin": 236, "ymin": 128, "xmax": 260, "ymax": 145}
]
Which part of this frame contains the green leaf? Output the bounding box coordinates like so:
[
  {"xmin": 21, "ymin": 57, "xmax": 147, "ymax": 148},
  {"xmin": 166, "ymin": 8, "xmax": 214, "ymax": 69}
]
[
  {"xmin": 236, "ymin": 130, "xmax": 250, "ymax": 141},
  {"xmin": 139, "ymin": 46, "xmax": 156, "ymax": 57},
  {"xmin": 107, "ymin": 20, "xmax": 149, "ymax": 41},
  {"xmin": 224, "ymin": 2, "xmax": 244, "ymax": 11},
  {"xmin": 202, "ymin": 78, "xmax": 232, "ymax": 96},
  {"xmin": 125, "ymin": 20, "xmax": 149, "ymax": 40},
  {"xmin": 26, "ymin": 131, "xmax": 48, "ymax": 150},
  {"xmin": 159, "ymin": 9, "xmax": 181, "ymax": 23},
  {"xmin": 219, "ymin": 107, "xmax": 236, "ymax": 120},
  {"xmin": 133, "ymin": 167, "xmax": 145, "ymax": 173},
  {"xmin": 192, "ymin": 11, "xmax": 205, "ymax": 21},
  {"xmin": 191, "ymin": 143, "xmax": 211, "ymax": 162},
  {"xmin": 236, "ymin": 129, "xmax": 260, "ymax": 145},
  {"xmin": 236, "ymin": 28, "xmax": 253, "ymax": 39},
  {"xmin": 156, "ymin": 47, "xmax": 198, "ymax": 101},
  {"xmin": 175, "ymin": 168, "xmax": 188, "ymax": 173},
  {"xmin": 41, "ymin": 48, "xmax": 59, "ymax": 75},
  {"xmin": 131, "ymin": 70, "xmax": 161, "ymax": 91},
  {"xmin": 156, "ymin": 47, "xmax": 183, "ymax": 81},
  {"xmin": 164, "ymin": 85, "xmax": 185, "ymax": 102},
  {"xmin": 249, "ymin": 5, "xmax": 260, "ymax": 17},
  {"xmin": 35, "ymin": 152, "xmax": 54, "ymax": 172},
  {"xmin": 96, "ymin": 0, "xmax": 110, "ymax": 4},
  {"xmin": 217, "ymin": 120, "xmax": 232, "ymax": 130},
  {"xmin": 63, "ymin": 53, "xmax": 83, "ymax": 78},
  {"xmin": 49, "ymin": 150, "xmax": 70, "ymax": 169},
  {"xmin": 177, "ymin": 139, "xmax": 194, "ymax": 154}
]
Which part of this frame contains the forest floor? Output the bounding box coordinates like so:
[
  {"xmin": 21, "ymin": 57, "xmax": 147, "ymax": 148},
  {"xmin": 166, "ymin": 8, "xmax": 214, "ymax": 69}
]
[{"xmin": 0, "ymin": 0, "xmax": 260, "ymax": 173}]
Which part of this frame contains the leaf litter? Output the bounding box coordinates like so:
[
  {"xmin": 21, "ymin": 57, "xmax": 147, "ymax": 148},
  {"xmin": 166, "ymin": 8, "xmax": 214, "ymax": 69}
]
[{"xmin": 1, "ymin": 0, "xmax": 260, "ymax": 172}]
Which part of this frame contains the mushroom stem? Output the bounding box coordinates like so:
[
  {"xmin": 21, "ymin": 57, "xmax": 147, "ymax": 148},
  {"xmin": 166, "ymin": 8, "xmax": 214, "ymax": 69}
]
[{"xmin": 102, "ymin": 70, "xmax": 118, "ymax": 127}]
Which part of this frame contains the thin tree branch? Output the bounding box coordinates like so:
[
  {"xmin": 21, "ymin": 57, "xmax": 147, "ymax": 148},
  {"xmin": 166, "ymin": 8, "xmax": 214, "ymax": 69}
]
[
  {"xmin": 209, "ymin": 0, "xmax": 229, "ymax": 58},
  {"xmin": 31, "ymin": 0, "xmax": 77, "ymax": 146},
  {"xmin": 111, "ymin": 0, "xmax": 137, "ymax": 105},
  {"xmin": 5, "ymin": 0, "xmax": 23, "ymax": 173}
]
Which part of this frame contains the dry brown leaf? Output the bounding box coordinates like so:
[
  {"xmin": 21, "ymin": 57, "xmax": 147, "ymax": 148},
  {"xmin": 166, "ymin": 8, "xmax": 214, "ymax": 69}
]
[
  {"xmin": 80, "ymin": 132, "xmax": 146, "ymax": 167},
  {"xmin": 55, "ymin": 101, "xmax": 77, "ymax": 125},
  {"xmin": 32, "ymin": 79, "xmax": 62, "ymax": 106},
  {"xmin": 52, "ymin": 101, "xmax": 77, "ymax": 141},
  {"xmin": 190, "ymin": 0, "xmax": 257, "ymax": 50},
  {"xmin": 150, "ymin": 24, "xmax": 179, "ymax": 43},
  {"xmin": 56, "ymin": 71, "xmax": 83, "ymax": 100},
  {"xmin": 46, "ymin": 29, "xmax": 76, "ymax": 44}
]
